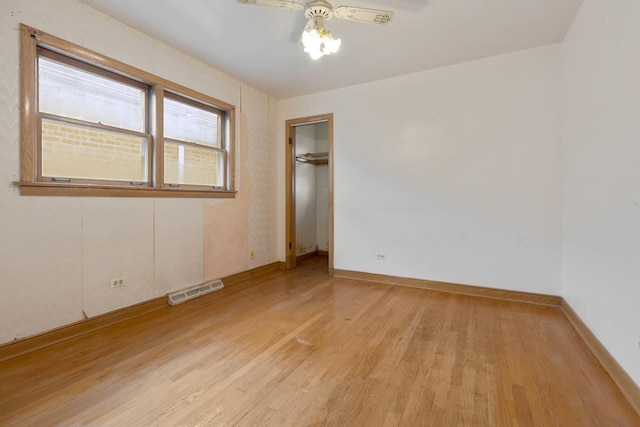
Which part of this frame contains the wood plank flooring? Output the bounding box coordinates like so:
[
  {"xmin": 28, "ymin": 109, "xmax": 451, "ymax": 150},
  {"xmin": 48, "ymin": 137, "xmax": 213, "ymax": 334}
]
[
  {"xmin": 0, "ymin": 269, "xmax": 637, "ymax": 426},
  {"xmin": 295, "ymin": 255, "xmax": 329, "ymax": 275}
]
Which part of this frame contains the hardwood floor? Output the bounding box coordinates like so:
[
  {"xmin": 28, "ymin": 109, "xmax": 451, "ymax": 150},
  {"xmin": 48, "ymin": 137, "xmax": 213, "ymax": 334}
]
[
  {"xmin": 0, "ymin": 269, "xmax": 637, "ymax": 426},
  {"xmin": 295, "ymin": 254, "xmax": 329, "ymax": 275}
]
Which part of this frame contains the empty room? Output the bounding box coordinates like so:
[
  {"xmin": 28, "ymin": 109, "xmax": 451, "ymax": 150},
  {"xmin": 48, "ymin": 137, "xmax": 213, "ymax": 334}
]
[{"xmin": 0, "ymin": 0, "xmax": 639, "ymax": 425}]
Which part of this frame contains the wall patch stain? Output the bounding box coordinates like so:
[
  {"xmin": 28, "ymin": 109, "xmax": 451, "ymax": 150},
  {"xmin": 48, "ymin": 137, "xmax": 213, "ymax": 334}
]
[{"xmin": 203, "ymin": 113, "xmax": 251, "ymax": 281}]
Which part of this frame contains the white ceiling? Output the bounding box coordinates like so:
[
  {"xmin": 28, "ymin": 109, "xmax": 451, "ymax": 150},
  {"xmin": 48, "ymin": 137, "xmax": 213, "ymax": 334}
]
[{"xmin": 78, "ymin": 0, "xmax": 583, "ymax": 99}]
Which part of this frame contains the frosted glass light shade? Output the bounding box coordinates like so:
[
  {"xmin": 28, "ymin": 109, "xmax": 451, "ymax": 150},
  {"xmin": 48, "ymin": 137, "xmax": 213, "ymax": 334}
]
[{"xmin": 302, "ymin": 26, "xmax": 341, "ymax": 60}]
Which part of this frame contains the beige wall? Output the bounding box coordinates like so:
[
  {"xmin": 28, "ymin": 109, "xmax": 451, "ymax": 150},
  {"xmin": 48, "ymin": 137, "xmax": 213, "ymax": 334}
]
[{"xmin": 0, "ymin": 0, "xmax": 278, "ymax": 344}]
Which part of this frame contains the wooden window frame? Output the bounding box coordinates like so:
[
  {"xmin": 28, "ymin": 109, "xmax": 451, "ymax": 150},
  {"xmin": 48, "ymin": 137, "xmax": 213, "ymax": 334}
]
[{"xmin": 17, "ymin": 24, "xmax": 236, "ymax": 198}]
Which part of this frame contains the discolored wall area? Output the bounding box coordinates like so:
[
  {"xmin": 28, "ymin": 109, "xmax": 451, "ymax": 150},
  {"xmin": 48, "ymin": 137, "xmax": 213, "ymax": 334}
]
[{"xmin": 0, "ymin": 0, "xmax": 278, "ymax": 344}]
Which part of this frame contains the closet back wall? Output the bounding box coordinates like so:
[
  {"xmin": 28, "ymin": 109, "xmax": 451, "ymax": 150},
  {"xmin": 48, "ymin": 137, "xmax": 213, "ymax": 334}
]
[{"xmin": 295, "ymin": 122, "xmax": 329, "ymax": 256}]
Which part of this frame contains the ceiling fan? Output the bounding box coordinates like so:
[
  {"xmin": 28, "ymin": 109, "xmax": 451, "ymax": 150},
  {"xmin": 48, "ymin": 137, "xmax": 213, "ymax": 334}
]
[{"xmin": 237, "ymin": 0, "xmax": 394, "ymax": 60}]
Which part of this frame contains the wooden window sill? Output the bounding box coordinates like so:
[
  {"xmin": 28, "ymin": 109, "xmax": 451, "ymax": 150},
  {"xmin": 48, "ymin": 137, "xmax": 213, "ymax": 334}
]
[{"xmin": 14, "ymin": 182, "xmax": 236, "ymax": 198}]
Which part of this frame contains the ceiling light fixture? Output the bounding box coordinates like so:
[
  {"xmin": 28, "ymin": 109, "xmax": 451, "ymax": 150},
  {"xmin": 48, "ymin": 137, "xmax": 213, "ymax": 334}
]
[
  {"xmin": 238, "ymin": 0, "xmax": 394, "ymax": 60},
  {"xmin": 301, "ymin": 0, "xmax": 341, "ymax": 60}
]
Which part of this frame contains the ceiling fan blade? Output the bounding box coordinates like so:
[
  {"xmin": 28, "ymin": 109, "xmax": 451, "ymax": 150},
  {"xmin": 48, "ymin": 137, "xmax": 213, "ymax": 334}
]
[
  {"xmin": 333, "ymin": 6, "xmax": 394, "ymax": 25},
  {"xmin": 237, "ymin": 0, "xmax": 304, "ymax": 11},
  {"xmin": 297, "ymin": 19, "xmax": 313, "ymax": 45}
]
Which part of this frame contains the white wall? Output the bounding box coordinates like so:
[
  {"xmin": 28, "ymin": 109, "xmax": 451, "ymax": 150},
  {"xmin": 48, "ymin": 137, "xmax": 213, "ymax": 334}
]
[
  {"xmin": 295, "ymin": 124, "xmax": 318, "ymax": 255},
  {"xmin": 561, "ymin": 0, "xmax": 640, "ymax": 385},
  {"xmin": 279, "ymin": 45, "xmax": 563, "ymax": 294},
  {"xmin": 0, "ymin": 0, "xmax": 277, "ymax": 344}
]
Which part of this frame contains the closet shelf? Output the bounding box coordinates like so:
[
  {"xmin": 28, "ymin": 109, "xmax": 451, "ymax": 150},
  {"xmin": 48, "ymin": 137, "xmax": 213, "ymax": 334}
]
[{"xmin": 295, "ymin": 152, "xmax": 329, "ymax": 165}]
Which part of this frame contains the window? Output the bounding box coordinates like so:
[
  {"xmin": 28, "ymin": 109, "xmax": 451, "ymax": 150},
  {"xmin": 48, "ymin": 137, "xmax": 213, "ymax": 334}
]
[
  {"xmin": 164, "ymin": 94, "xmax": 226, "ymax": 188},
  {"xmin": 19, "ymin": 24, "xmax": 235, "ymax": 198},
  {"xmin": 38, "ymin": 50, "xmax": 151, "ymax": 185}
]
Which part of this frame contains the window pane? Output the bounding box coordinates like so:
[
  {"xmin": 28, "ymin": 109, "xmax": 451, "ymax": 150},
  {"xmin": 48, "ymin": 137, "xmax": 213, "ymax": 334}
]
[
  {"xmin": 39, "ymin": 56, "xmax": 146, "ymax": 132},
  {"xmin": 41, "ymin": 118, "xmax": 147, "ymax": 182},
  {"xmin": 164, "ymin": 142, "xmax": 222, "ymax": 186},
  {"xmin": 164, "ymin": 97, "xmax": 221, "ymax": 147}
]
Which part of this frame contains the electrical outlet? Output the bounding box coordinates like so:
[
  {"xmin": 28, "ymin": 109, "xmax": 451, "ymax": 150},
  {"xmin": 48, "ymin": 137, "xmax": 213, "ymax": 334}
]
[
  {"xmin": 249, "ymin": 250, "xmax": 255, "ymax": 260},
  {"xmin": 109, "ymin": 277, "xmax": 125, "ymax": 289},
  {"xmin": 376, "ymin": 253, "xmax": 387, "ymax": 261}
]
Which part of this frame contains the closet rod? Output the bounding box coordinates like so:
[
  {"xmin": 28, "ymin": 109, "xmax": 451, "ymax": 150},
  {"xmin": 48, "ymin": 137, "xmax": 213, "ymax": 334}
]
[{"xmin": 295, "ymin": 152, "xmax": 329, "ymax": 165}]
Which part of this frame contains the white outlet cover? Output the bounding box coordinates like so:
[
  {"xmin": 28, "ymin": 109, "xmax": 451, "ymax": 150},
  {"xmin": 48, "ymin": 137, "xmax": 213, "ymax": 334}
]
[{"xmin": 110, "ymin": 277, "xmax": 125, "ymax": 288}]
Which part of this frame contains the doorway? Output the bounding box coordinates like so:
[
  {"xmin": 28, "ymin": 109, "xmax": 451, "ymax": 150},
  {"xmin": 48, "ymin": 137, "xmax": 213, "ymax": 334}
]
[{"xmin": 285, "ymin": 113, "xmax": 334, "ymax": 275}]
